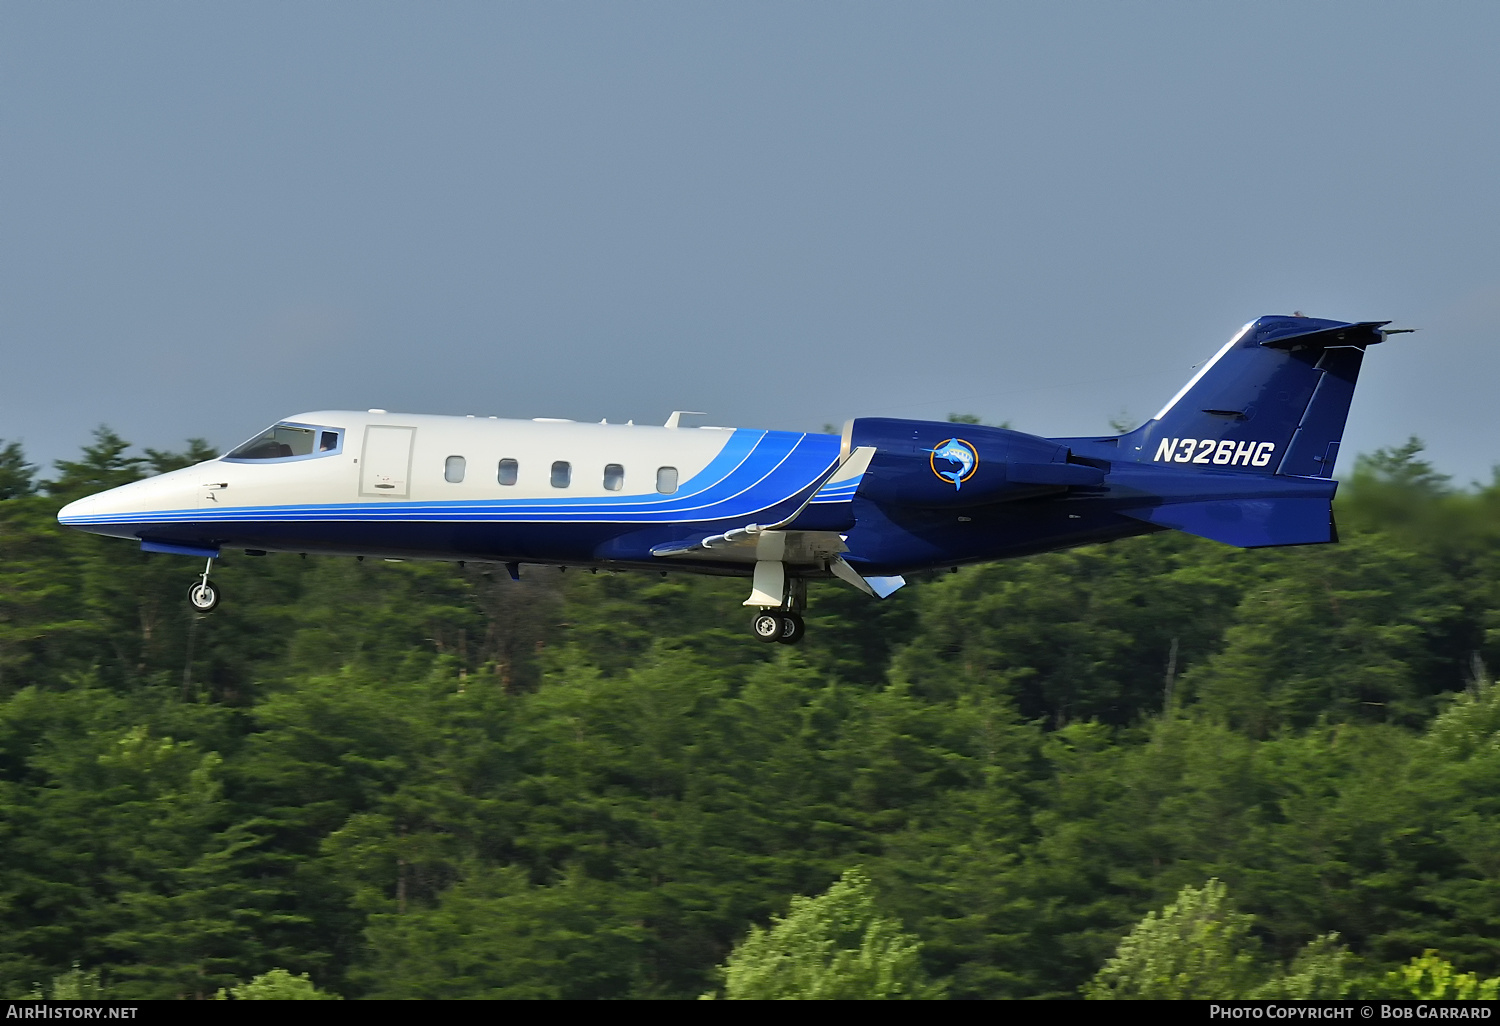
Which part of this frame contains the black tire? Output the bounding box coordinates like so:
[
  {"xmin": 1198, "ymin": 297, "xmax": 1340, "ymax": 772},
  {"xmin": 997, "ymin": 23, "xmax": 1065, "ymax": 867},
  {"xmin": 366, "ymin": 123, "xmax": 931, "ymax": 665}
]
[
  {"xmin": 188, "ymin": 580, "xmax": 220, "ymax": 613},
  {"xmin": 777, "ymin": 613, "xmax": 806, "ymax": 645},
  {"xmin": 752, "ymin": 611, "xmax": 784, "ymax": 643}
]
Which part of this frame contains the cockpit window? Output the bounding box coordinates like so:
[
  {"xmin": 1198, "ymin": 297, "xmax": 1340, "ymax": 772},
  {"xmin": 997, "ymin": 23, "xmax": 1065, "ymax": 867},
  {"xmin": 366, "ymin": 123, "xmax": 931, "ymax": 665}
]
[{"xmin": 225, "ymin": 423, "xmax": 342, "ymax": 462}]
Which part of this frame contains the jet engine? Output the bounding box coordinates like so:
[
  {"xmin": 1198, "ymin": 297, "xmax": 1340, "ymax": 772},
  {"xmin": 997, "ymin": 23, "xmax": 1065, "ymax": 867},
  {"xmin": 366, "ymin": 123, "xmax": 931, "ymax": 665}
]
[{"xmin": 847, "ymin": 418, "xmax": 1105, "ymax": 508}]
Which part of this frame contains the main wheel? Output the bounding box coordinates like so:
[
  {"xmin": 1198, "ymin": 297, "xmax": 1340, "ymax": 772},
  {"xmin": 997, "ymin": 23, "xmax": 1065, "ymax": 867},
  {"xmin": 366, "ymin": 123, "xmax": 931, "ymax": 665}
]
[
  {"xmin": 752, "ymin": 611, "xmax": 784, "ymax": 643},
  {"xmin": 777, "ymin": 613, "xmax": 806, "ymax": 645},
  {"xmin": 188, "ymin": 580, "xmax": 220, "ymax": 612}
]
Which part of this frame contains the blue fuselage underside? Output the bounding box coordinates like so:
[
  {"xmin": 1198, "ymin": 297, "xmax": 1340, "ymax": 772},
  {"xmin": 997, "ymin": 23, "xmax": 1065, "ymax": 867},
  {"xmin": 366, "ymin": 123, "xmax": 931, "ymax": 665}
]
[{"xmin": 80, "ymin": 494, "xmax": 1158, "ymax": 577}]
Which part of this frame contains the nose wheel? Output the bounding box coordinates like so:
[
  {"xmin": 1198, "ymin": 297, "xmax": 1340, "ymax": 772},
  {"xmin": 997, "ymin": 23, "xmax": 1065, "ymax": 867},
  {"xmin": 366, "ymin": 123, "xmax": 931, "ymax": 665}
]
[
  {"xmin": 187, "ymin": 558, "xmax": 221, "ymax": 612},
  {"xmin": 751, "ymin": 611, "xmax": 805, "ymax": 645}
]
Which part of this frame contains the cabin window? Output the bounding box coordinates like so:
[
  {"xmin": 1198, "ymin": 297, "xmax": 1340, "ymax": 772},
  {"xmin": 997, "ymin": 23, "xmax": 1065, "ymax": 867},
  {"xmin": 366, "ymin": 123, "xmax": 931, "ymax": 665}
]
[
  {"xmin": 551, "ymin": 461, "xmax": 571, "ymax": 488},
  {"xmin": 498, "ymin": 459, "xmax": 518, "ymax": 486},
  {"xmin": 226, "ymin": 423, "xmax": 320, "ymax": 461},
  {"xmin": 445, "ymin": 456, "xmax": 466, "ymax": 483},
  {"xmin": 656, "ymin": 466, "xmax": 678, "ymax": 494},
  {"xmin": 603, "ymin": 464, "xmax": 625, "ymax": 491}
]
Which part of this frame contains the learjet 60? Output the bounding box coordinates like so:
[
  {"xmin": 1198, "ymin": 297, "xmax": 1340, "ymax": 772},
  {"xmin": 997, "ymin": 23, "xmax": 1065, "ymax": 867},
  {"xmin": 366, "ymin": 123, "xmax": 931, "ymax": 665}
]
[{"xmin": 58, "ymin": 315, "xmax": 1397, "ymax": 643}]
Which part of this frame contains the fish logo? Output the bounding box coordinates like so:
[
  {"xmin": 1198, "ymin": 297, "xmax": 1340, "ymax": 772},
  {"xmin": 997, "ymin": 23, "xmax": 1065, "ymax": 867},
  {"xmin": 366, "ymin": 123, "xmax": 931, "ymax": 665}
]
[{"xmin": 927, "ymin": 437, "xmax": 979, "ymax": 490}]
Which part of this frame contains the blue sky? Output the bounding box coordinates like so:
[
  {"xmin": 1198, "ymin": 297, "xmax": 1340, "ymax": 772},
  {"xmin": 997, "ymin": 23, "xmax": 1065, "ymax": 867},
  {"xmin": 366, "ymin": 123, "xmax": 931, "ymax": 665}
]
[{"xmin": 4, "ymin": 2, "xmax": 1497, "ymax": 483}]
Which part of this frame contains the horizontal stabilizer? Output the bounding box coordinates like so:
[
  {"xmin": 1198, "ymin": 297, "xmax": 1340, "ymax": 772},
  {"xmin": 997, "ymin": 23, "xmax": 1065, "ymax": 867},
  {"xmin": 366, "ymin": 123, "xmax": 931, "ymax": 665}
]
[
  {"xmin": 1257, "ymin": 320, "xmax": 1389, "ymax": 350},
  {"xmin": 1119, "ymin": 498, "xmax": 1333, "ymax": 548}
]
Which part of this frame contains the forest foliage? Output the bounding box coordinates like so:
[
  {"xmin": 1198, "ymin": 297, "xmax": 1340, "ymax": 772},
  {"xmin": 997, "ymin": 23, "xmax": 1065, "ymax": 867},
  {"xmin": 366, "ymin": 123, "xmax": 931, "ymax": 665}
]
[{"xmin": 1, "ymin": 428, "xmax": 1499, "ymax": 999}]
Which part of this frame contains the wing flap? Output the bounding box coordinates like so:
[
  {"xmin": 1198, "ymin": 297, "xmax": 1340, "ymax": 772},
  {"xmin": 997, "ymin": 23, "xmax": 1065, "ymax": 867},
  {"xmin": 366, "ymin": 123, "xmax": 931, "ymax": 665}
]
[{"xmin": 828, "ymin": 555, "xmax": 905, "ymax": 598}]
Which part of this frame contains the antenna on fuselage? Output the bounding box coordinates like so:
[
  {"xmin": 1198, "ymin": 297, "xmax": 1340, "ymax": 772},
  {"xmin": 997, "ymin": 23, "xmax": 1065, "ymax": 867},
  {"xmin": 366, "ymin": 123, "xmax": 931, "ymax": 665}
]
[{"xmin": 665, "ymin": 411, "xmax": 706, "ymax": 429}]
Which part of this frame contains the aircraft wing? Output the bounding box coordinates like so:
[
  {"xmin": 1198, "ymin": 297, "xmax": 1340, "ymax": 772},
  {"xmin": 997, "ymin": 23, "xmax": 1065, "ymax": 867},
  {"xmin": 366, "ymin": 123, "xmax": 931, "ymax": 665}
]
[
  {"xmin": 648, "ymin": 443, "xmax": 904, "ymax": 599},
  {"xmin": 649, "ymin": 524, "xmax": 848, "ymax": 565},
  {"xmin": 648, "ymin": 445, "xmax": 877, "ymax": 565},
  {"xmin": 650, "ymin": 526, "xmax": 905, "ymax": 598}
]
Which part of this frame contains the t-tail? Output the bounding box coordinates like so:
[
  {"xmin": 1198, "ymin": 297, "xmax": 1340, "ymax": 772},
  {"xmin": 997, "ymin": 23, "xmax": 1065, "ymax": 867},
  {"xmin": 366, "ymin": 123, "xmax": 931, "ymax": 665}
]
[
  {"xmin": 1112, "ymin": 315, "xmax": 1398, "ymax": 548},
  {"xmin": 1124, "ymin": 315, "xmax": 1393, "ymax": 478}
]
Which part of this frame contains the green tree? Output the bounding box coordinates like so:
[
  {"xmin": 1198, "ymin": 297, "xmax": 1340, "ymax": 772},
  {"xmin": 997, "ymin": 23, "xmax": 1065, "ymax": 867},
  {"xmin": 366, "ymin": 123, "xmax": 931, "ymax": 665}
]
[
  {"xmin": 145, "ymin": 439, "xmax": 219, "ymax": 475},
  {"xmin": 0, "ymin": 442, "xmax": 35, "ymax": 501},
  {"xmin": 0, "ymin": 494, "xmax": 95, "ymax": 694},
  {"xmin": 0, "ymin": 680, "xmax": 282, "ymax": 999},
  {"xmin": 44, "ymin": 427, "xmax": 145, "ymax": 500},
  {"xmin": 216, "ymin": 968, "xmax": 340, "ymax": 1000},
  {"xmin": 26, "ymin": 964, "xmax": 106, "ymax": 1000},
  {"xmin": 1376, "ymin": 951, "xmax": 1499, "ymax": 1000},
  {"xmin": 1384, "ymin": 676, "xmax": 1500, "ymax": 974},
  {"xmin": 1084, "ymin": 879, "xmax": 1264, "ymax": 999},
  {"xmin": 1181, "ymin": 532, "xmax": 1462, "ymax": 735},
  {"xmin": 1085, "ymin": 880, "xmax": 1369, "ymax": 1000},
  {"xmin": 713, "ymin": 868, "xmax": 942, "ymax": 1000},
  {"xmin": 891, "ymin": 533, "xmax": 1247, "ymax": 726},
  {"xmin": 359, "ymin": 865, "xmax": 644, "ymax": 999},
  {"xmin": 1256, "ymin": 934, "xmax": 1355, "ymax": 1000}
]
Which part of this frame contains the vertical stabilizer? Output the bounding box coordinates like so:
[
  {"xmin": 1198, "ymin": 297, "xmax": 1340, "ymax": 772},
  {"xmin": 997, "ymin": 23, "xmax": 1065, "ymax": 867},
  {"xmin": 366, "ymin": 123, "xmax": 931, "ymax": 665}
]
[{"xmin": 1122, "ymin": 316, "xmax": 1387, "ymax": 478}]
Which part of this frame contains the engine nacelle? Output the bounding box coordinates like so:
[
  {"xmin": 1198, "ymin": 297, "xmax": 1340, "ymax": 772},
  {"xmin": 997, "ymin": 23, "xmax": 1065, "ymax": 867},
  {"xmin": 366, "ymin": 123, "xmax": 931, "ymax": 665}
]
[{"xmin": 848, "ymin": 418, "xmax": 1104, "ymax": 508}]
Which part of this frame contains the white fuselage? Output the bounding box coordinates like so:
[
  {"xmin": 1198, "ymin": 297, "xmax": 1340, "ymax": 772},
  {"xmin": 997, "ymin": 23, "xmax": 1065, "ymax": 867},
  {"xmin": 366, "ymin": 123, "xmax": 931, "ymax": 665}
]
[
  {"xmin": 57, "ymin": 411, "xmax": 855, "ymax": 574},
  {"xmin": 67, "ymin": 412, "xmax": 746, "ymax": 518}
]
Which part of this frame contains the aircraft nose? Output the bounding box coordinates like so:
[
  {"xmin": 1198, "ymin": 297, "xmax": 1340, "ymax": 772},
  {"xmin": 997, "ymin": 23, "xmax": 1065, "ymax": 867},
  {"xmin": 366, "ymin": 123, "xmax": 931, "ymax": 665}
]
[
  {"xmin": 55, "ymin": 468, "xmax": 202, "ymax": 531},
  {"xmin": 56, "ymin": 493, "xmax": 102, "ymax": 524}
]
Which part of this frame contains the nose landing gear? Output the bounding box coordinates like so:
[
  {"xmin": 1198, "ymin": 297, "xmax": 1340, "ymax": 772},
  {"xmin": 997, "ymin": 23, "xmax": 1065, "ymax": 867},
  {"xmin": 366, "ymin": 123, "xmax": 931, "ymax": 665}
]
[{"xmin": 187, "ymin": 558, "xmax": 221, "ymax": 612}]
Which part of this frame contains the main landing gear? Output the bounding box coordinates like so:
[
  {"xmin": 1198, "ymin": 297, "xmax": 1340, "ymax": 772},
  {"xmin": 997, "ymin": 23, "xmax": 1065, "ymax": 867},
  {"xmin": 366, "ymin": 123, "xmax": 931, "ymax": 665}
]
[
  {"xmin": 187, "ymin": 557, "xmax": 220, "ymax": 613},
  {"xmin": 745, "ymin": 561, "xmax": 807, "ymax": 644},
  {"xmin": 752, "ymin": 609, "xmax": 806, "ymax": 645}
]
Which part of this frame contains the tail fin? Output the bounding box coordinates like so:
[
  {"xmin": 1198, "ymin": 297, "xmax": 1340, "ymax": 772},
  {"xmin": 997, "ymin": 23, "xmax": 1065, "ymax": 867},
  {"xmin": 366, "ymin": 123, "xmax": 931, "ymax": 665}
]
[{"xmin": 1124, "ymin": 316, "xmax": 1388, "ymax": 478}]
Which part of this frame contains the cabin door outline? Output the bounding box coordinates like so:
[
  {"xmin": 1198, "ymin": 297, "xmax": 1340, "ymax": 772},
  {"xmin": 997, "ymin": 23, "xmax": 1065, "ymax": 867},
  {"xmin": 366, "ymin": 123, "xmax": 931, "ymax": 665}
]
[{"xmin": 359, "ymin": 425, "xmax": 416, "ymax": 498}]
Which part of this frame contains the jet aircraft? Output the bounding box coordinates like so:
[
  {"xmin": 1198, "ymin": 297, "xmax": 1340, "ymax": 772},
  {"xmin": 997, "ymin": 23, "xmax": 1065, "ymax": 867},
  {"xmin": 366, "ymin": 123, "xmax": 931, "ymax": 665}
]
[{"xmin": 58, "ymin": 315, "xmax": 1398, "ymax": 643}]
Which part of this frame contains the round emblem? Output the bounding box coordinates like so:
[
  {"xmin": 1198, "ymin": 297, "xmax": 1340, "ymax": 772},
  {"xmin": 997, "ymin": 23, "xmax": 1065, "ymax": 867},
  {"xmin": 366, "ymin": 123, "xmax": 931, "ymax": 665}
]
[{"xmin": 927, "ymin": 437, "xmax": 979, "ymax": 491}]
